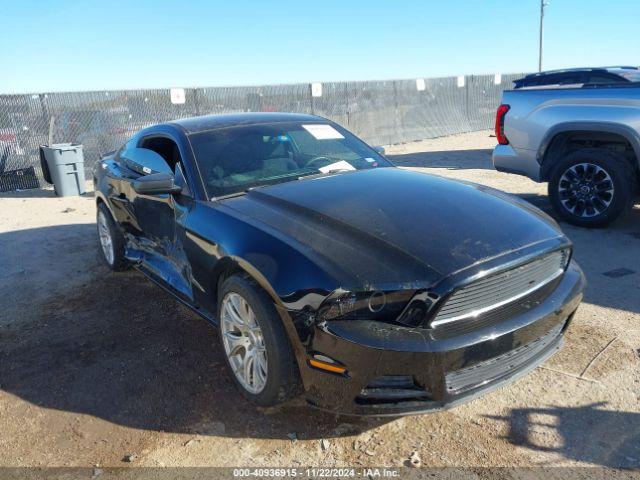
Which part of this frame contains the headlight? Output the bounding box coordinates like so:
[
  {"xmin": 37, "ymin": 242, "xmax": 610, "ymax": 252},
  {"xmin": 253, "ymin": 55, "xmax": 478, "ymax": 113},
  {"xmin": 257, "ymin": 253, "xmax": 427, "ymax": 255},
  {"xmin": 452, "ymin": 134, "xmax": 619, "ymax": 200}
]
[{"xmin": 316, "ymin": 289, "xmax": 415, "ymax": 323}]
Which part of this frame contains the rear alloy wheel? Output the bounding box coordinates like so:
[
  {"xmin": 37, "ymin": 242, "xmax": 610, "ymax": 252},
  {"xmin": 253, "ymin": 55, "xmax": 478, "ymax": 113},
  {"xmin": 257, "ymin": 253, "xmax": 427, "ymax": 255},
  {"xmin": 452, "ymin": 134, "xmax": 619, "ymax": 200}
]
[
  {"xmin": 549, "ymin": 149, "xmax": 636, "ymax": 228},
  {"xmin": 97, "ymin": 209, "xmax": 114, "ymax": 265},
  {"xmin": 558, "ymin": 163, "xmax": 614, "ymax": 218}
]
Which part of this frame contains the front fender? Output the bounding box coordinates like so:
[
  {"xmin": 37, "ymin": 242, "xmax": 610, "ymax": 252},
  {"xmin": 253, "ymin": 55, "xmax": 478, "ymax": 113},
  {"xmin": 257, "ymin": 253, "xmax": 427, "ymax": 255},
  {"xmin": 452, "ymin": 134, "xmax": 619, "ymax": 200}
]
[
  {"xmin": 183, "ymin": 201, "xmax": 343, "ymax": 314},
  {"xmin": 187, "ymin": 208, "xmax": 338, "ymax": 291},
  {"xmin": 183, "ymin": 203, "xmax": 343, "ymax": 387}
]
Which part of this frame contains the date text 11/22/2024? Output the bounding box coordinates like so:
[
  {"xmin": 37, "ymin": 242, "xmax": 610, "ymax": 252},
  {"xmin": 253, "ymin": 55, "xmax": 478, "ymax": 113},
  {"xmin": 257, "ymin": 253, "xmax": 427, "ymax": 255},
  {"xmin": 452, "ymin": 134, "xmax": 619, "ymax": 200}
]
[{"xmin": 232, "ymin": 468, "xmax": 400, "ymax": 477}]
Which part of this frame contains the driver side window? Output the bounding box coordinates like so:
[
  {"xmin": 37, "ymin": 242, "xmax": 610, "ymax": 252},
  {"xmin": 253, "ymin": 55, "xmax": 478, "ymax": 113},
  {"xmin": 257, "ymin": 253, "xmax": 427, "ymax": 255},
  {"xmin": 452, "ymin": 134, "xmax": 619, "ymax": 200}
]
[
  {"xmin": 140, "ymin": 136, "xmax": 181, "ymax": 171},
  {"xmin": 139, "ymin": 136, "xmax": 191, "ymax": 196}
]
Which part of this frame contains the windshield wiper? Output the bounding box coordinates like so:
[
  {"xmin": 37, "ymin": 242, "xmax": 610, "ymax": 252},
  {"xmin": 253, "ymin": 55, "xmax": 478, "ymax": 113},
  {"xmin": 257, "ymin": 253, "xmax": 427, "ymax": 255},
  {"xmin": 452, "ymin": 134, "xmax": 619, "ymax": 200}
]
[
  {"xmin": 212, "ymin": 168, "xmax": 353, "ymax": 200},
  {"xmin": 211, "ymin": 191, "xmax": 248, "ymax": 201},
  {"xmin": 211, "ymin": 184, "xmax": 272, "ymax": 201}
]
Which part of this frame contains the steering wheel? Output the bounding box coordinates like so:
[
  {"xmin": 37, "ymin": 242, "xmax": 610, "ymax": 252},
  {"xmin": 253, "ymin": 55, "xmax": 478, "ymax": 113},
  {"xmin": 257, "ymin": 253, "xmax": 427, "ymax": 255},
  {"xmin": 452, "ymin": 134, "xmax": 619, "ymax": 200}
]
[{"xmin": 305, "ymin": 156, "xmax": 333, "ymax": 169}]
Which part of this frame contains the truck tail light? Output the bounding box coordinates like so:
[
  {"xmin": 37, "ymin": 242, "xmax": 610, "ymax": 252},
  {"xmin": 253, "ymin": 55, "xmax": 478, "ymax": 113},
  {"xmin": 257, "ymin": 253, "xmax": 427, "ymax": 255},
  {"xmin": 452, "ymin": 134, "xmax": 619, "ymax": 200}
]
[{"xmin": 495, "ymin": 104, "xmax": 510, "ymax": 145}]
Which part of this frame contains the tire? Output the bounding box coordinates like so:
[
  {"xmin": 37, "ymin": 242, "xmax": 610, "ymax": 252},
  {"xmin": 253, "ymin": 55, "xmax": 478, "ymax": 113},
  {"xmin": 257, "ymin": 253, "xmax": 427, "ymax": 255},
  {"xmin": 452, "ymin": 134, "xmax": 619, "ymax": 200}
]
[
  {"xmin": 548, "ymin": 148, "xmax": 637, "ymax": 228},
  {"xmin": 96, "ymin": 202, "xmax": 128, "ymax": 271},
  {"xmin": 217, "ymin": 274, "xmax": 301, "ymax": 406}
]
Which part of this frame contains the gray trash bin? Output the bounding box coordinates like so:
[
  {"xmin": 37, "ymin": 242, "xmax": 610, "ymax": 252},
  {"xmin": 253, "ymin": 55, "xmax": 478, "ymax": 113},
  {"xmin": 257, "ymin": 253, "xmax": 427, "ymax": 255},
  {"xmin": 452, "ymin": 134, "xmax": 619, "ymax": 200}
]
[{"xmin": 40, "ymin": 143, "xmax": 86, "ymax": 196}]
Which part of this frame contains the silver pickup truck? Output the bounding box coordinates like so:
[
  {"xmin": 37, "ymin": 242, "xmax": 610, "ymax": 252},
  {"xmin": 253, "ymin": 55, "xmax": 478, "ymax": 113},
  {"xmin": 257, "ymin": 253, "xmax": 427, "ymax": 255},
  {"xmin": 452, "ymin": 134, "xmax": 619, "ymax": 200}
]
[{"xmin": 492, "ymin": 82, "xmax": 640, "ymax": 227}]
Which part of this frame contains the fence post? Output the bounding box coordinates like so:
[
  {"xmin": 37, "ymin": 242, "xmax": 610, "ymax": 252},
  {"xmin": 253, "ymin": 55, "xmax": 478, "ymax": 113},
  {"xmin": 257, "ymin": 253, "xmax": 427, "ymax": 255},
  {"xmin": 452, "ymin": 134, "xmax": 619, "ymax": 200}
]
[
  {"xmin": 309, "ymin": 83, "xmax": 314, "ymax": 115},
  {"xmin": 393, "ymin": 80, "xmax": 400, "ymax": 144},
  {"xmin": 465, "ymin": 76, "xmax": 470, "ymax": 129},
  {"xmin": 194, "ymin": 88, "xmax": 201, "ymax": 116},
  {"xmin": 38, "ymin": 94, "xmax": 50, "ymax": 137},
  {"xmin": 345, "ymin": 83, "xmax": 350, "ymax": 127}
]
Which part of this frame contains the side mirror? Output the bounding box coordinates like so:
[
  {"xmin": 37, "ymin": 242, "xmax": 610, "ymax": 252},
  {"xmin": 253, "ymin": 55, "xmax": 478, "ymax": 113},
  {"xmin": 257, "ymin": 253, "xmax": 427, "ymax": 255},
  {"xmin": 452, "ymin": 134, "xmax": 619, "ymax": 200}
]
[
  {"xmin": 122, "ymin": 147, "xmax": 173, "ymax": 176},
  {"xmin": 133, "ymin": 172, "xmax": 182, "ymax": 195},
  {"xmin": 374, "ymin": 146, "xmax": 386, "ymax": 155}
]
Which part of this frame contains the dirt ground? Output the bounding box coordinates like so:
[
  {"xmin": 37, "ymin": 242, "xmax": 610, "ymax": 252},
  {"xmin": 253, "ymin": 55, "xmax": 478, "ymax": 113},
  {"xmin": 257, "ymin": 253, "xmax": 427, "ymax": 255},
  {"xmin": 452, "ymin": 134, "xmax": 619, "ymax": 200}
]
[{"xmin": 1, "ymin": 130, "xmax": 639, "ymax": 471}]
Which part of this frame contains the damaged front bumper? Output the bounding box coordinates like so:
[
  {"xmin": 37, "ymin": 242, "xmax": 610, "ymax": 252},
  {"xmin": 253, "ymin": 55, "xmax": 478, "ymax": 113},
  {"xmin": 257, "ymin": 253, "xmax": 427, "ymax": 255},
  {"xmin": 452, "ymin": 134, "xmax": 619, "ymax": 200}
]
[{"xmin": 301, "ymin": 261, "xmax": 585, "ymax": 416}]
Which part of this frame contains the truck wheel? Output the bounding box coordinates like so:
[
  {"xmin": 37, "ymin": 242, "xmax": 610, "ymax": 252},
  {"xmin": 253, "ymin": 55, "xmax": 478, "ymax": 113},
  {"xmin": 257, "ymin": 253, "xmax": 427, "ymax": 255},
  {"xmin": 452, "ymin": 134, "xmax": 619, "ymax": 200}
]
[
  {"xmin": 97, "ymin": 203, "xmax": 128, "ymax": 271},
  {"xmin": 548, "ymin": 149, "xmax": 636, "ymax": 228},
  {"xmin": 217, "ymin": 274, "xmax": 301, "ymax": 406}
]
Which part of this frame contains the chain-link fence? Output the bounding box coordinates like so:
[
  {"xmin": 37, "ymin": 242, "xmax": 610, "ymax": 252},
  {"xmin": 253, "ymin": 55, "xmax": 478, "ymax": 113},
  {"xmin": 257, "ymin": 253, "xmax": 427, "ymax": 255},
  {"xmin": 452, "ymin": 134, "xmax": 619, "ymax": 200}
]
[{"xmin": 0, "ymin": 73, "xmax": 524, "ymax": 192}]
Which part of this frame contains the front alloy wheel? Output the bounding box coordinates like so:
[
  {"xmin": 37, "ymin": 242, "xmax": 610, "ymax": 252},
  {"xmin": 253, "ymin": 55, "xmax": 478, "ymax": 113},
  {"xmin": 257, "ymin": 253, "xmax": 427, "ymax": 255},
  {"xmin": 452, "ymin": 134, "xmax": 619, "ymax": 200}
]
[
  {"xmin": 217, "ymin": 274, "xmax": 301, "ymax": 406},
  {"xmin": 220, "ymin": 292, "xmax": 268, "ymax": 394}
]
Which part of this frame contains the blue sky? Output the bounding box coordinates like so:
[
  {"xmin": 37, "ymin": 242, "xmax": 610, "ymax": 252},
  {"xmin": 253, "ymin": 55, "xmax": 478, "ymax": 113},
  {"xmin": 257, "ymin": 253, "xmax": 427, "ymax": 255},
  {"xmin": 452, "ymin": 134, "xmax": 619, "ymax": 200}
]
[{"xmin": 1, "ymin": 0, "xmax": 638, "ymax": 93}]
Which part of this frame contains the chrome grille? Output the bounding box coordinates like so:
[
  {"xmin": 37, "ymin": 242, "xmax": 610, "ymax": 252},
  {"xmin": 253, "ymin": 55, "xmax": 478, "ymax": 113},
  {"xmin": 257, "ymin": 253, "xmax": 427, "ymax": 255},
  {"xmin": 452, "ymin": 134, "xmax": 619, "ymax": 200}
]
[{"xmin": 432, "ymin": 250, "xmax": 568, "ymax": 327}]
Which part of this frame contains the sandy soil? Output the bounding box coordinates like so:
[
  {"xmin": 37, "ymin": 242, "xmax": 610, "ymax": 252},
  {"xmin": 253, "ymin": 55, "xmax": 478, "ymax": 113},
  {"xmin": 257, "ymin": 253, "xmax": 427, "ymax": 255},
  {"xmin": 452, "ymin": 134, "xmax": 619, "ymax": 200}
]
[{"xmin": 1, "ymin": 130, "xmax": 639, "ymax": 472}]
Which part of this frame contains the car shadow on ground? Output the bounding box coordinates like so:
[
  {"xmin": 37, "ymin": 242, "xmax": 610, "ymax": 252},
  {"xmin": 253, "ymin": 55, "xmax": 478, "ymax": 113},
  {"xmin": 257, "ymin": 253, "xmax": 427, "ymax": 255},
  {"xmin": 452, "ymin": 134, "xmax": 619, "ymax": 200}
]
[
  {"xmin": 486, "ymin": 403, "xmax": 640, "ymax": 468},
  {"xmin": 386, "ymin": 149, "xmax": 494, "ymax": 170},
  {"xmin": 0, "ymin": 225, "xmax": 388, "ymax": 441},
  {"xmin": 514, "ymin": 192, "xmax": 640, "ymax": 315},
  {"xmin": 1, "ymin": 215, "xmax": 639, "ymax": 441},
  {"xmin": 514, "ymin": 193, "xmax": 556, "ymax": 215}
]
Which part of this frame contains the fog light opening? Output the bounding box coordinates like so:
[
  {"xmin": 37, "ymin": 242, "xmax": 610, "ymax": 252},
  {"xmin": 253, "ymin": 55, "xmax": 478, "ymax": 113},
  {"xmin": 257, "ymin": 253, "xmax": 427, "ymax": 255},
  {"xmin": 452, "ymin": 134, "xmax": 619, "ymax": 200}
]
[{"xmin": 398, "ymin": 300, "xmax": 429, "ymax": 327}]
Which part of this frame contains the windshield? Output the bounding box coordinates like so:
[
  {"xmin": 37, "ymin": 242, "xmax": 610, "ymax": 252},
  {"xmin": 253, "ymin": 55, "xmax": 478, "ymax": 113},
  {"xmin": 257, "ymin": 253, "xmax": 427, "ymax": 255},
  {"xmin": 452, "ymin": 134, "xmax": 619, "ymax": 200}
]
[
  {"xmin": 189, "ymin": 121, "xmax": 392, "ymax": 198},
  {"xmin": 618, "ymin": 70, "xmax": 640, "ymax": 82}
]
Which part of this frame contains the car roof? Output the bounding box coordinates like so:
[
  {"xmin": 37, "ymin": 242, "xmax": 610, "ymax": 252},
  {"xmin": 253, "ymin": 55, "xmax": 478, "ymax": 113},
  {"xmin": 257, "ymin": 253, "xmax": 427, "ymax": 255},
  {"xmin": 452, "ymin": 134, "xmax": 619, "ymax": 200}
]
[
  {"xmin": 521, "ymin": 66, "xmax": 638, "ymax": 79},
  {"xmin": 168, "ymin": 112, "xmax": 326, "ymax": 134}
]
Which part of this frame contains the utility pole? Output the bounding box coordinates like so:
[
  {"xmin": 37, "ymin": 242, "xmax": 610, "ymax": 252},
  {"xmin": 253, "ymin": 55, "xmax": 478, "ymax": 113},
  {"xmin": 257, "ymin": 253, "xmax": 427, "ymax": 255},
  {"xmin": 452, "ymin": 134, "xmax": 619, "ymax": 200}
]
[{"xmin": 538, "ymin": 0, "xmax": 548, "ymax": 72}]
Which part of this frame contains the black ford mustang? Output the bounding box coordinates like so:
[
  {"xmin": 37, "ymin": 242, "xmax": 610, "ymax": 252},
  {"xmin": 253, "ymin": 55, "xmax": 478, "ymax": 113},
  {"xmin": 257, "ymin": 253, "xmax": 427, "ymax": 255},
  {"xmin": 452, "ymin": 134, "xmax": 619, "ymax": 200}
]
[{"xmin": 93, "ymin": 112, "xmax": 585, "ymax": 416}]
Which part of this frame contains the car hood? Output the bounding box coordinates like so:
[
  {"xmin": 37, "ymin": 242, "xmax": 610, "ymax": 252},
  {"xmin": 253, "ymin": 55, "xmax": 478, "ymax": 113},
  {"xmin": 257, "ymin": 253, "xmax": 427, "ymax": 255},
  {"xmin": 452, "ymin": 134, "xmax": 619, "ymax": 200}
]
[{"xmin": 223, "ymin": 168, "xmax": 564, "ymax": 288}]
